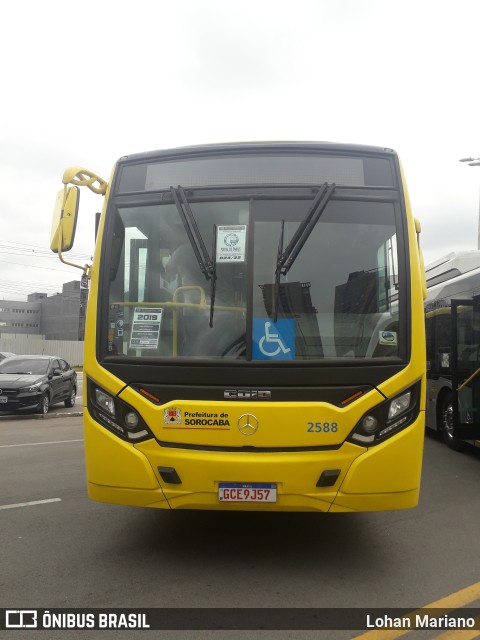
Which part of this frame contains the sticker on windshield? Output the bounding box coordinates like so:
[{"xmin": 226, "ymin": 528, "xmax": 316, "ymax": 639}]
[
  {"xmin": 129, "ymin": 307, "xmax": 163, "ymax": 349},
  {"xmin": 216, "ymin": 225, "xmax": 247, "ymax": 263},
  {"xmin": 252, "ymin": 318, "xmax": 295, "ymax": 360},
  {"xmin": 379, "ymin": 330, "xmax": 397, "ymax": 346}
]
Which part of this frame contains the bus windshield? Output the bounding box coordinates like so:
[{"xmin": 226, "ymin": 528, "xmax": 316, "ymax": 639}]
[{"xmin": 105, "ymin": 190, "xmax": 402, "ymax": 362}]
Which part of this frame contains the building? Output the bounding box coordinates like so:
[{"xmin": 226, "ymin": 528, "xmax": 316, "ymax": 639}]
[{"xmin": 0, "ymin": 280, "xmax": 87, "ymax": 340}]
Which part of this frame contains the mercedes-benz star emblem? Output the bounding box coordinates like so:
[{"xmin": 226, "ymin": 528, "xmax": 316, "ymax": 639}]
[{"xmin": 237, "ymin": 413, "xmax": 259, "ymax": 436}]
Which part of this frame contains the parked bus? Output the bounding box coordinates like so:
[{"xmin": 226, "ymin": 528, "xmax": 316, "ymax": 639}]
[
  {"xmin": 50, "ymin": 142, "xmax": 426, "ymax": 512},
  {"xmin": 425, "ymin": 251, "xmax": 480, "ymax": 450}
]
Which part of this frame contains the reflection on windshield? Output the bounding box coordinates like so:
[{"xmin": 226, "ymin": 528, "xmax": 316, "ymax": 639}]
[
  {"xmin": 105, "ymin": 196, "xmax": 401, "ymax": 362},
  {"xmin": 0, "ymin": 359, "xmax": 49, "ymax": 375},
  {"xmin": 107, "ymin": 201, "xmax": 248, "ymax": 359}
]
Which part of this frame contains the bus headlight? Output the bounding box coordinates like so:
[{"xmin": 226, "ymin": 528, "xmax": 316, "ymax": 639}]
[
  {"xmin": 388, "ymin": 390, "xmax": 411, "ymax": 420},
  {"xmin": 347, "ymin": 382, "xmax": 420, "ymax": 446},
  {"xmin": 95, "ymin": 388, "xmax": 116, "ymax": 417},
  {"xmin": 361, "ymin": 415, "xmax": 378, "ymax": 434},
  {"xmin": 87, "ymin": 378, "xmax": 153, "ymax": 442},
  {"xmin": 125, "ymin": 412, "xmax": 139, "ymax": 428}
]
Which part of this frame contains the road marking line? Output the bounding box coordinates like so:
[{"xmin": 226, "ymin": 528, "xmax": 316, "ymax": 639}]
[
  {"xmin": 434, "ymin": 616, "xmax": 480, "ymax": 639},
  {"xmin": 0, "ymin": 498, "xmax": 62, "ymax": 510},
  {"xmin": 0, "ymin": 439, "xmax": 83, "ymax": 448},
  {"xmin": 354, "ymin": 581, "xmax": 480, "ymax": 639}
]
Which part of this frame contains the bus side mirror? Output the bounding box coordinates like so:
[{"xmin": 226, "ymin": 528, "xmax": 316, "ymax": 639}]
[{"xmin": 50, "ymin": 186, "xmax": 79, "ymax": 253}]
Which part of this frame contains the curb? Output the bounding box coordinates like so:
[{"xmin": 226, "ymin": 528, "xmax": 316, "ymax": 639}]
[{"xmin": 0, "ymin": 411, "xmax": 83, "ymax": 421}]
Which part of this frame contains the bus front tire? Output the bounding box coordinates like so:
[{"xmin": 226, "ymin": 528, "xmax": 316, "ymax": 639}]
[{"xmin": 440, "ymin": 393, "xmax": 463, "ymax": 451}]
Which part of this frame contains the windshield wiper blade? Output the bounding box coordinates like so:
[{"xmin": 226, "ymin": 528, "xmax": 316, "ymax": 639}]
[
  {"xmin": 276, "ymin": 182, "xmax": 335, "ymax": 276},
  {"xmin": 209, "ymin": 225, "xmax": 218, "ymax": 328},
  {"xmin": 272, "ymin": 183, "xmax": 335, "ymax": 321},
  {"xmin": 170, "ymin": 186, "xmax": 220, "ymax": 326},
  {"xmin": 170, "ymin": 186, "xmax": 213, "ymax": 280},
  {"xmin": 273, "ymin": 220, "xmax": 285, "ymax": 322}
]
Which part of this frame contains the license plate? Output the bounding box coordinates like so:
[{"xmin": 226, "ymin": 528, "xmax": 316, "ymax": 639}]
[
  {"xmin": 218, "ymin": 483, "xmax": 277, "ymax": 503},
  {"xmin": 0, "ymin": 397, "xmax": 7, "ymax": 403}
]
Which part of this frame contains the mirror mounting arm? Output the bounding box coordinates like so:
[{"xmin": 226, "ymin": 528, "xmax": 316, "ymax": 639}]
[
  {"xmin": 62, "ymin": 167, "xmax": 107, "ymax": 195},
  {"xmin": 57, "ymin": 238, "xmax": 91, "ymax": 276}
]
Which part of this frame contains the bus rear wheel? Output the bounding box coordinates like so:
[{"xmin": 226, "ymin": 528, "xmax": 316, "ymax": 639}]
[{"xmin": 440, "ymin": 393, "xmax": 463, "ymax": 451}]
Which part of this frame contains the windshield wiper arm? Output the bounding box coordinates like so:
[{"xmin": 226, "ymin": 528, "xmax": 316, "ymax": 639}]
[
  {"xmin": 273, "ymin": 220, "xmax": 285, "ymax": 322},
  {"xmin": 273, "ymin": 183, "xmax": 335, "ymax": 321},
  {"xmin": 170, "ymin": 187, "xmax": 220, "ymax": 327},
  {"xmin": 209, "ymin": 225, "xmax": 218, "ymax": 328},
  {"xmin": 170, "ymin": 186, "xmax": 213, "ymax": 280},
  {"xmin": 276, "ymin": 182, "xmax": 336, "ymax": 277}
]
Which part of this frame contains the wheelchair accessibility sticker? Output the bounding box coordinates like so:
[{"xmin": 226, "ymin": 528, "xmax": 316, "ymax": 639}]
[{"xmin": 252, "ymin": 319, "xmax": 295, "ymax": 360}]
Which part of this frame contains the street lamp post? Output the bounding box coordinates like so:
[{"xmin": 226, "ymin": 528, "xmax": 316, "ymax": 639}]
[{"xmin": 459, "ymin": 156, "xmax": 480, "ymax": 249}]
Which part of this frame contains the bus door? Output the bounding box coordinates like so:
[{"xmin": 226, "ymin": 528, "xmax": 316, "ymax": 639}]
[{"xmin": 451, "ymin": 297, "xmax": 480, "ymax": 440}]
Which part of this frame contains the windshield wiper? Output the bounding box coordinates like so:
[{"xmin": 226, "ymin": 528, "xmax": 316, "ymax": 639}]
[
  {"xmin": 209, "ymin": 225, "xmax": 217, "ymax": 328},
  {"xmin": 170, "ymin": 186, "xmax": 219, "ymax": 327},
  {"xmin": 277, "ymin": 182, "xmax": 335, "ymax": 276},
  {"xmin": 273, "ymin": 220, "xmax": 286, "ymax": 322},
  {"xmin": 273, "ymin": 182, "xmax": 335, "ymax": 320},
  {"xmin": 170, "ymin": 186, "xmax": 214, "ymax": 280}
]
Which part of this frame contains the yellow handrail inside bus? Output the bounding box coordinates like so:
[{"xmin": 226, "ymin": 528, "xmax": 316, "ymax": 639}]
[
  {"xmin": 457, "ymin": 367, "xmax": 480, "ymax": 392},
  {"xmin": 172, "ymin": 286, "xmax": 207, "ymax": 356},
  {"xmin": 112, "ymin": 286, "xmax": 245, "ymax": 356}
]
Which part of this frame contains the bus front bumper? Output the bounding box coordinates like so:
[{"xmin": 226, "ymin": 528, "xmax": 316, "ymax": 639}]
[{"xmin": 84, "ymin": 410, "xmax": 424, "ymax": 513}]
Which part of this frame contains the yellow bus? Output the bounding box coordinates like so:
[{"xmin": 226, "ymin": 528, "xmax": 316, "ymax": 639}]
[{"xmin": 50, "ymin": 142, "xmax": 426, "ymax": 512}]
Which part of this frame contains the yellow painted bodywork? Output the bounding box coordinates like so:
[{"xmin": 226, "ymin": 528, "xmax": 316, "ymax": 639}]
[
  {"xmin": 85, "ymin": 343, "xmax": 425, "ymax": 514},
  {"xmin": 77, "ymin": 154, "xmax": 426, "ymax": 513},
  {"xmin": 85, "ymin": 402, "xmax": 424, "ymax": 512}
]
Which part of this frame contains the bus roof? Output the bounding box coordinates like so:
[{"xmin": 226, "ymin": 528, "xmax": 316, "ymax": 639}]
[
  {"xmin": 425, "ymin": 251, "xmax": 480, "ymax": 287},
  {"xmin": 117, "ymin": 141, "xmax": 398, "ymax": 164},
  {"xmin": 425, "ymin": 251, "xmax": 480, "ymax": 306},
  {"xmin": 114, "ymin": 142, "xmax": 400, "ymax": 193}
]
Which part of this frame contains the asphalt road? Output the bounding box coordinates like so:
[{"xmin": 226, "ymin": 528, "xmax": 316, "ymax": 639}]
[{"xmin": 1, "ymin": 412, "xmax": 480, "ymax": 640}]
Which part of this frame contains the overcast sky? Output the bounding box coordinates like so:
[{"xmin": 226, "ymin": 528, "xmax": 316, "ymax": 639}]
[{"xmin": 1, "ymin": 0, "xmax": 480, "ymax": 300}]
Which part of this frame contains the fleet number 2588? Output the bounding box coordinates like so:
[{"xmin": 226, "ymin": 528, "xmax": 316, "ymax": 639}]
[{"xmin": 307, "ymin": 422, "xmax": 338, "ymax": 432}]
